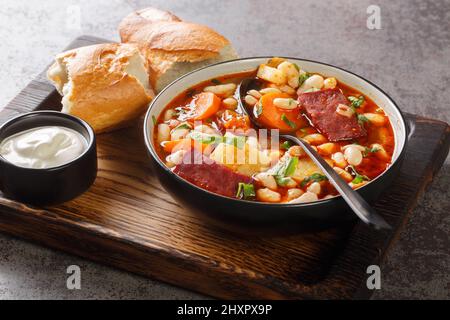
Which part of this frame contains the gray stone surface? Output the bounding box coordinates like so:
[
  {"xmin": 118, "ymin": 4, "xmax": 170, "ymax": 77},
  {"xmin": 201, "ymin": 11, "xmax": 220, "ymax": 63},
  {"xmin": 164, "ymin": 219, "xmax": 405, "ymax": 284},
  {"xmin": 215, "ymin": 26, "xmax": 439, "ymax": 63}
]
[{"xmin": 0, "ymin": 0, "xmax": 448, "ymax": 299}]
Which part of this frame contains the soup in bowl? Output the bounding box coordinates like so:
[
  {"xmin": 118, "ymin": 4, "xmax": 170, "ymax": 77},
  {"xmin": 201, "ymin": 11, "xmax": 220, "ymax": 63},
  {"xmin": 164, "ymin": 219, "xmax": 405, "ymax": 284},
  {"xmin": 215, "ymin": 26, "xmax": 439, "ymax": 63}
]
[{"xmin": 144, "ymin": 57, "xmax": 408, "ymax": 230}]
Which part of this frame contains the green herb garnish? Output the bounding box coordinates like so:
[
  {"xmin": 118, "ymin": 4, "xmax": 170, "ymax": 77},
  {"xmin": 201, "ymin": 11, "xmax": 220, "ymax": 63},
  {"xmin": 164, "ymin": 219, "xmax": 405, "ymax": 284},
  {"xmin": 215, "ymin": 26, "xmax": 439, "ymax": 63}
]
[
  {"xmin": 190, "ymin": 131, "xmax": 246, "ymax": 149},
  {"xmin": 173, "ymin": 123, "xmax": 192, "ymax": 131},
  {"xmin": 300, "ymin": 173, "xmax": 328, "ymax": 187},
  {"xmin": 274, "ymin": 175, "xmax": 292, "ymax": 187},
  {"xmin": 281, "ymin": 113, "xmax": 297, "ymax": 129},
  {"xmin": 284, "ymin": 156, "xmax": 299, "ymax": 176},
  {"xmin": 280, "ymin": 140, "xmax": 292, "ymax": 150},
  {"xmin": 351, "ymin": 174, "xmax": 369, "ymax": 184},
  {"xmin": 152, "ymin": 115, "xmax": 157, "ymax": 125},
  {"xmin": 348, "ymin": 95, "xmax": 365, "ymax": 109},
  {"xmin": 357, "ymin": 114, "xmax": 369, "ymax": 125},
  {"xmin": 211, "ymin": 78, "xmax": 221, "ymax": 85},
  {"xmin": 298, "ymin": 73, "xmax": 310, "ymax": 86},
  {"xmin": 273, "ymin": 157, "xmax": 298, "ymax": 186},
  {"xmin": 189, "ymin": 131, "xmax": 221, "ymax": 145},
  {"xmin": 293, "ymin": 64, "xmax": 300, "ymax": 72},
  {"xmin": 224, "ymin": 135, "xmax": 246, "ymax": 149},
  {"xmin": 370, "ymin": 146, "xmax": 380, "ymax": 153},
  {"xmin": 236, "ymin": 182, "xmax": 256, "ymax": 199}
]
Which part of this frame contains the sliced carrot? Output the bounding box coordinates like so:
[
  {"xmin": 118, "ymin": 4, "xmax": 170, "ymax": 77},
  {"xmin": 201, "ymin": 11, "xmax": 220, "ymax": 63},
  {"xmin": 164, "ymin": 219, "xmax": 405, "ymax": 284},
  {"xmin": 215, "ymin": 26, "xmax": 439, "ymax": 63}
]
[
  {"xmin": 258, "ymin": 92, "xmax": 306, "ymax": 133},
  {"xmin": 191, "ymin": 92, "xmax": 221, "ymax": 120}
]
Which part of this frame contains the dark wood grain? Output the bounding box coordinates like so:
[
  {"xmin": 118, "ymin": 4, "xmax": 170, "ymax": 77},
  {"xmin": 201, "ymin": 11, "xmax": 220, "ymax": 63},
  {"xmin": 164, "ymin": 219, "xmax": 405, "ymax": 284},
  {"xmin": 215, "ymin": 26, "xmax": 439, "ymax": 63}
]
[{"xmin": 0, "ymin": 35, "xmax": 448, "ymax": 299}]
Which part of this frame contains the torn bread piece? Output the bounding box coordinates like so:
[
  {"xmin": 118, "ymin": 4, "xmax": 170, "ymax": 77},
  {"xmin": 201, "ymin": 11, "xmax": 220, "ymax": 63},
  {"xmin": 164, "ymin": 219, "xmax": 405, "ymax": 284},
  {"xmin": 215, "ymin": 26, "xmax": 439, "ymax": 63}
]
[
  {"xmin": 47, "ymin": 43, "xmax": 154, "ymax": 133},
  {"xmin": 119, "ymin": 7, "xmax": 238, "ymax": 93}
]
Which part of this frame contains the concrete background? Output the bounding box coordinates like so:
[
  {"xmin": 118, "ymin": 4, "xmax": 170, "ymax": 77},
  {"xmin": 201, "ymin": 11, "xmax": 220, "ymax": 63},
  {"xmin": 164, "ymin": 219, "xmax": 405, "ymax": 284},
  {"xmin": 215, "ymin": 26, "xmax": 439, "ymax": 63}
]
[{"xmin": 0, "ymin": 0, "xmax": 448, "ymax": 299}]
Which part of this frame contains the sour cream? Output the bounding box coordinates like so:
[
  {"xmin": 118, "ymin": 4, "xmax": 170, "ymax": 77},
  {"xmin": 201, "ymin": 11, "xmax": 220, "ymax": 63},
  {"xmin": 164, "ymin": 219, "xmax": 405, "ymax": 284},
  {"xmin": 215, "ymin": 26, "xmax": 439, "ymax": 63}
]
[{"xmin": 0, "ymin": 126, "xmax": 87, "ymax": 169}]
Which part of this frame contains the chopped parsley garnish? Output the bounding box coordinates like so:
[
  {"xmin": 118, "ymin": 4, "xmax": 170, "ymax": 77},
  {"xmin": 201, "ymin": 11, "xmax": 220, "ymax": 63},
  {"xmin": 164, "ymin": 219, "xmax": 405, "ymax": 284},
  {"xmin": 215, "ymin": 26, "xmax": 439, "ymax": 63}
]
[
  {"xmin": 293, "ymin": 63, "xmax": 300, "ymax": 72},
  {"xmin": 274, "ymin": 175, "xmax": 292, "ymax": 186},
  {"xmin": 280, "ymin": 140, "xmax": 293, "ymax": 150},
  {"xmin": 363, "ymin": 146, "xmax": 380, "ymax": 157},
  {"xmin": 348, "ymin": 95, "xmax": 365, "ymax": 108},
  {"xmin": 273, "ymin": 156, "xmax": 298, "ymax": 186},
  {"xmin": 281, "ymin": 113, "xmax": 297, "ymax": 129},
  {"xmin": 173, "ymin": 123, "xmax": 192, "ymax": 131},
  {"xmin": 351, "ymin": 174, "xmax": 369, "ymax": 184},
  {"xmin": 236, "ymin": 182, "xmax": 256, "ymax": 199},
  {"xmin": 211, "ymin": 78, "xmax": 221, "ymax": 85},
  {"xmin": 224, "ymin": 135, "xmax": 246, "ymax": 149},
  {"xmin": 189, "ymin": 131, "xmax": 221, "ymax": 145},
  {"xmin": 357, "ymin": 113, "xmax": 369, "ymax": 125},
  {"xmin": 152, "ymin": 115, "xmax": 157, "ymax": 125},
  {"xmin": 300, "ymin": 173, "xmax": 328, "ymax": 187},
  {"xmin": 190, "ymin": 131, "xmax": 246, "ymax": 149},
  {"xmin": 284, "ymin": 156, "xmax": 299, "ymax": 176},
  {"xmin": 298, "ymin": 73, "xmax": 311, "ymax": 86}
]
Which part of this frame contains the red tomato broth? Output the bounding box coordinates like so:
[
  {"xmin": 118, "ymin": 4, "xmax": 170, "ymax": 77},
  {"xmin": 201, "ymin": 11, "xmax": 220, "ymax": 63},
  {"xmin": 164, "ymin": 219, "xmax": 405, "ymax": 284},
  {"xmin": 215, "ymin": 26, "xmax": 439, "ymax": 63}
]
[{"xmin": 153, "ymin": 64, "xmax": 395, "ymax": 203}]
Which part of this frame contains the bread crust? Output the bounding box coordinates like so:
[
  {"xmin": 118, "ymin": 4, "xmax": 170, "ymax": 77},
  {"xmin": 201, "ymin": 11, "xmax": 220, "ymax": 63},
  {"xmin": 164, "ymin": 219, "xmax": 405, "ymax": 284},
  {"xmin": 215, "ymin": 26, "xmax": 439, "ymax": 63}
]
[
  {"xmin": 48, "ymin": 43, "xmax": 152, "ymax": 133},
  {"xmin": 119, "ymin": 8, "xmax": 236, "ymax": 92},
  {"xmin": 119, "ymin": 7, "xmax": 181, "ymax": 42}
]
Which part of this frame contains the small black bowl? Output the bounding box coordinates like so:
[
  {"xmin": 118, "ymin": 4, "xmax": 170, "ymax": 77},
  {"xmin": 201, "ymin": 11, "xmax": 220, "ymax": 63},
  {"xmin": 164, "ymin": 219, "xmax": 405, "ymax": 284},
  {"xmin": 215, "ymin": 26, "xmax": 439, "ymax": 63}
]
[{"xmin": 0, "ymin": 111, "xmax": 97, "ymax": 206}]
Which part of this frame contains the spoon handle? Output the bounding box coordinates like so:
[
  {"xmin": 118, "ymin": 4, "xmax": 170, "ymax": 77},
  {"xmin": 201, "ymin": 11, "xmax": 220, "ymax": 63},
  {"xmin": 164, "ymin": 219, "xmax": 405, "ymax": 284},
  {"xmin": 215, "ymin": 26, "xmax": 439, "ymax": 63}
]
[{"xmin": 283, "ymin": 135, "xmax": 391, "ymax": 230}]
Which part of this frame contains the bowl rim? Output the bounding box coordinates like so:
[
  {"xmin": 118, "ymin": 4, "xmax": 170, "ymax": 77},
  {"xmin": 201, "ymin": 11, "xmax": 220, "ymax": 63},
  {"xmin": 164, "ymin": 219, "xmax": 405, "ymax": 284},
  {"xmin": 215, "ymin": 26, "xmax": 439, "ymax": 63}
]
[
  {"xmin": 0, "ymin": 110, "xmax": 96, "ymax": 172},
  {"xmin": 143, "ymin": 56, "xmax": 408, "ymax": 207}
]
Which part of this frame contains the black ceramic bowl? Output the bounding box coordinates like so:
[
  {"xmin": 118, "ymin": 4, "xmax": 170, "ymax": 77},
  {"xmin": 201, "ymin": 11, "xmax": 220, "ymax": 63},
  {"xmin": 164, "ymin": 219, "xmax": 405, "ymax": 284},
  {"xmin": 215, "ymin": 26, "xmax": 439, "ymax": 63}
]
[
  {"xmin": 0, "ymin": 111, "xmax": 97, "ymax": 206},
  {"xmin": 143, "ymin": 57, "xmax": 410, "ymax": 233}
]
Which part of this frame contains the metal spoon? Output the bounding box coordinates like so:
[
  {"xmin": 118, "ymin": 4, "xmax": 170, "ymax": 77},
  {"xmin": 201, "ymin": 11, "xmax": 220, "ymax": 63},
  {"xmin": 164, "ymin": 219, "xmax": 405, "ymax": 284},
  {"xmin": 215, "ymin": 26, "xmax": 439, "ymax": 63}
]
[{"xmin": 238, "ymin": 78, "xmax": 391, "ymax": 230}]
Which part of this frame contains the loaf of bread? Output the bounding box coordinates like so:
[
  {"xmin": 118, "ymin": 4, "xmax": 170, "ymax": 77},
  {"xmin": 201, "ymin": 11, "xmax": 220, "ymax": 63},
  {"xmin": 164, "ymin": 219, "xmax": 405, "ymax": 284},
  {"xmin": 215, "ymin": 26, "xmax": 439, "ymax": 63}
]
[
  {"xmin": 119, "ymin": 7, "xmax": 238, "ymax": 93},
  {"xmin": 47, "ymin": 43, "xmax": 153, "ymax": 133}
]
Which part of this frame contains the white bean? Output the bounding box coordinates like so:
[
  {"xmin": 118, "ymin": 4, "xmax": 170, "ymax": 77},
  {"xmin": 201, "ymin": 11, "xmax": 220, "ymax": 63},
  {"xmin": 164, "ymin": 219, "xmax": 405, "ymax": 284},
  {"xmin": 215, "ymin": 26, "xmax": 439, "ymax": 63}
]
[
  {"xmin": 288, "ymin": 191, "xmax": 318, "ymax": 204},
  {"xmin": 247, "ymin": 89, "xmax": 262, "ymax": 99},
  {"xmin": 300, "ymin": 74, "xmax": 324, "ymax": 91},
  {"xmin": 307, "ymin": 182, "xmax": 321, "ymax": 195},
  {"xmin": 273, "ymin": 98, "xmax": 298, "ymax": 110},
  {"xmin": 287, "ymin": 188, "xmax": 304, "ymax": 201},
  {"xmin": 288, "ymin": 145, "xmax": 306, "ymax": 157},
  {"xmin": 170, "ymin": 128, "xmax": 190, "ymax": 141},
  {"xmin": 303, "ymin": 133, "xmax": 327, "ymax": 145},
  {"xmin": 165, "ymin": 150, "xmax": 186, "ymax": 167},
  {"xmin": 260, "ymin": 87, "xmax": 282, "ymax": 95},
  {"xmin": 244, "ymin": 94, "xmax": 258, "ymax": 106},
  {"xmin": 256, "ymin": 188, "xmax": 281, "ymax": 203},
  {"xmin": 344, "ymin": 146, "xmax": 363, "ymax": 166},
  {"xmin": 222, "ymin": 97, "xmax": 238, "ymax": 109},
  {"xmin": 333, "ymin": 166, "xmax": 353, "ymax": 182},
  {"xmin": 157, "ymin": 123, "xmax": 170, "ymax": 143},
  {"xmin": 336, "ymin": 104, "xmax": 354, "ymax": 118},
  {"xmin": 278, "ymin": 84, "xmax": 296, "ymax": 95},
  {"xmin": 255, "ymin": 172, "xmax": 277, "ymax": 190},
  {"xmin": 341, "ymin": 144, "xmax": 366, "ymax": 152},
  {"xmin": 204, "ymin": 83, "xmax": 237, "ymax": 97},
  {"xmin": 317, "ymin": 142, "xmax": 339, "ymax": 155},
  {"xmin": 277, "ymin": 61, "xmax": 300, "ymax": 88},
  {"xmin": 323, "ymin": 77, "xmax": 337, "ymax": 89},
  {"xmin": 331, "ymin": 152, "xmax": 347, "ymax": 168}
]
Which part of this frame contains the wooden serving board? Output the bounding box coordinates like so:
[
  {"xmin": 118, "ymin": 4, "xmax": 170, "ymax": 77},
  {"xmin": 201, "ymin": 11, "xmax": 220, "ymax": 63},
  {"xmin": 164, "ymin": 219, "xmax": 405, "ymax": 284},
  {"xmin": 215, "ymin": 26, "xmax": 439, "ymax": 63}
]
[{"xmin": 0, "ymin": 35, "xmax": 448, "ymax": 299}]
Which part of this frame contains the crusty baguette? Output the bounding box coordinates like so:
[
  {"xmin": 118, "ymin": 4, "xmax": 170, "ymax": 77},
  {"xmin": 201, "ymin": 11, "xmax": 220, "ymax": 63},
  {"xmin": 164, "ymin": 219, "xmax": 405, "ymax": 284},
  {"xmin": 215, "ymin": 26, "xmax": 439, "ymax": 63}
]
[
  {"xmin": 119, "ymin": 8, "xmax": 238, "ymax": 93},
  {"xmin": 47, "ymin": 43, "xmax": 154, "ymax": 133}
]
